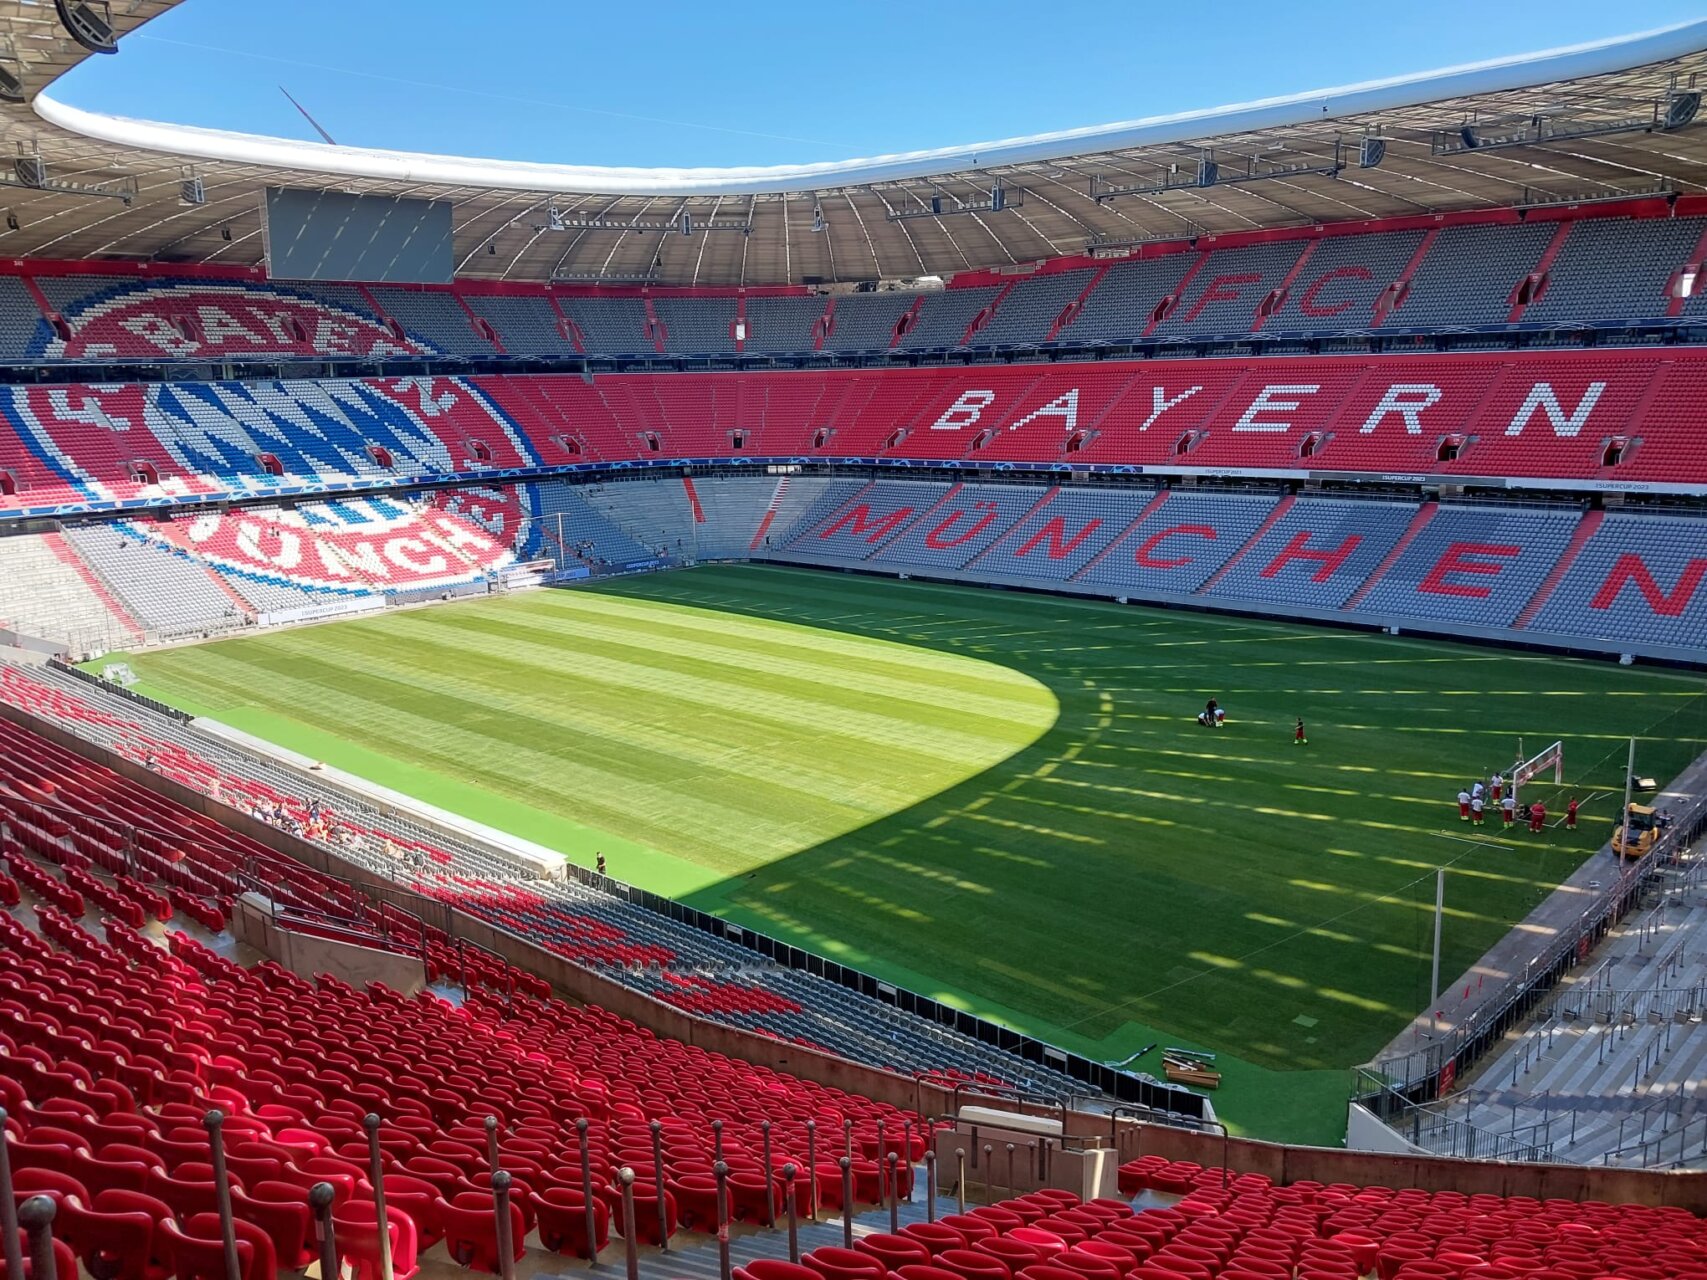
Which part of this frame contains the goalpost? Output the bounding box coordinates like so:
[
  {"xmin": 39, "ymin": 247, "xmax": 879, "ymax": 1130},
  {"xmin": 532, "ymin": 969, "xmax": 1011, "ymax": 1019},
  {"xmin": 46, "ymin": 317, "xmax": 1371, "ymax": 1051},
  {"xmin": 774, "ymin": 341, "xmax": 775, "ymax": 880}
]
[{"xmin": 1510, "ymin": 739, "xmax": 1564, "ymax": 805}]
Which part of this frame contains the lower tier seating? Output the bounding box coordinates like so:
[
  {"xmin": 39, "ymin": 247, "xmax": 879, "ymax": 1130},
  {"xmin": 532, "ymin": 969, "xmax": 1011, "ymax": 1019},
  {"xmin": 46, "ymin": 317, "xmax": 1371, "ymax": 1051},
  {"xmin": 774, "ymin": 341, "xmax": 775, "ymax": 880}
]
[
  {"xmin": 0, "ymin": 722, "xmax": 934, "ymax": 1272},
  {"xmin": 0, "ymin": 661, "xmax": 1109, "ymax": 1101}
]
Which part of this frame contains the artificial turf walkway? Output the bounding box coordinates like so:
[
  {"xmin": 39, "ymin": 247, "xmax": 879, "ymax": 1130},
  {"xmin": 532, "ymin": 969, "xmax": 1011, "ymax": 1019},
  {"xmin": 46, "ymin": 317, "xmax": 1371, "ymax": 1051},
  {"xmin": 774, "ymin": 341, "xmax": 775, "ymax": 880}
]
[{"xmin": 101, "ymin": 564, "xmax": 1707, "ymax": 1143}]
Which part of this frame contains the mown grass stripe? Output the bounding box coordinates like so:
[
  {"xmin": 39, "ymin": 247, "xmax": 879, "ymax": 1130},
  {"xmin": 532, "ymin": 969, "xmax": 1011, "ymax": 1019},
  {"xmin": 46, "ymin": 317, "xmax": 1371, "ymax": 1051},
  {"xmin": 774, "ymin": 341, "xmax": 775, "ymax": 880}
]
[{"xmin": 108, "ymin": 563, "xmax": 1707, "ymax": 1147}]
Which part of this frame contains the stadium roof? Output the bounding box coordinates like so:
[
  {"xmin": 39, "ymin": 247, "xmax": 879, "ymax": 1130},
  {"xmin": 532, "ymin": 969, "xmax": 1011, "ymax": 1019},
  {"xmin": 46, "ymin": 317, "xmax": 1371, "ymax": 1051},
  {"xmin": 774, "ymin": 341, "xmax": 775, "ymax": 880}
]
[{"xmin": 4, "ymin": 7, "xmax": 1707, "ymax": 286}]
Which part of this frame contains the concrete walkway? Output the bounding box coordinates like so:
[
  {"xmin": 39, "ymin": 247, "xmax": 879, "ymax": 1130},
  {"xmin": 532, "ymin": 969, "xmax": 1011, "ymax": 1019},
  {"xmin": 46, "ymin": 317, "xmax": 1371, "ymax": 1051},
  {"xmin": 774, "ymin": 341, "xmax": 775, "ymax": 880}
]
[{"xmin": 1375, "ymin": 748, "xmax": 1707, "ymax": 1068}]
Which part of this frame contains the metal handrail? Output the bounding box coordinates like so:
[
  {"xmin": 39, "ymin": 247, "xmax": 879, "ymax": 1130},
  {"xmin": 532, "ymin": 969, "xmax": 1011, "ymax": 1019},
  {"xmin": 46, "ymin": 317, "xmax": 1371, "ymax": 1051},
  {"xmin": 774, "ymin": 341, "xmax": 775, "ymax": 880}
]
[
  {"xmin": 1111, "ymin": 1103, "xmax": 1231, "ymax": 1187},
  {"xmin": 1357, "ymin": 802, "xmax": 1704, "ymax": 1103}
]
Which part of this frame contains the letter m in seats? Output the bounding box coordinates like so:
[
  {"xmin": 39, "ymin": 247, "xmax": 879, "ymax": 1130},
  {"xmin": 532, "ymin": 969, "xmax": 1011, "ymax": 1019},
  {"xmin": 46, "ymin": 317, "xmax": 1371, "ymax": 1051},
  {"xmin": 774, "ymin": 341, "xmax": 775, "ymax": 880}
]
[{"xmin": 821, "ymin": 504, "xmax": 914, "ymax": 544}]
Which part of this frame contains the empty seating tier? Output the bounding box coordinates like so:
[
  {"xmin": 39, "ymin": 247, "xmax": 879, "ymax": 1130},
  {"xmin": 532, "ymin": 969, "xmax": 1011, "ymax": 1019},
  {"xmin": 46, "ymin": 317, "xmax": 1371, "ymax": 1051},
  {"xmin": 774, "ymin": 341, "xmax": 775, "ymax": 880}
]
[
  {"xmin": 0, "ymin": 211, "xmax": 1701, "ymax": 367},
  {"xmin": 0, "ymin": 660, "xmax": 1107, "ymax": 1099}
]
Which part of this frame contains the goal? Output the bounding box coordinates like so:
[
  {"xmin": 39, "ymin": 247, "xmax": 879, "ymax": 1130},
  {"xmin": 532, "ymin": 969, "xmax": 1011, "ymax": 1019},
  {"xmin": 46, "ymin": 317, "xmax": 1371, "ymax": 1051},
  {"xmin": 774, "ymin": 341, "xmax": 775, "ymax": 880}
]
[{"xmin": 1510, "ymin": 740, "xmax": 1564, "ymax": 804}]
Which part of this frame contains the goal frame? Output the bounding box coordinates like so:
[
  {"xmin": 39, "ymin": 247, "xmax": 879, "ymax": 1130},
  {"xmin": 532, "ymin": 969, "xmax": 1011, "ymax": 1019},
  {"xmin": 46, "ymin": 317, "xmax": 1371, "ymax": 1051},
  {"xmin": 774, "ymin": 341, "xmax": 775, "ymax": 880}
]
[{"xmin": 1510, "ymin": 739, "xmax": 1564, "ymax": 803}]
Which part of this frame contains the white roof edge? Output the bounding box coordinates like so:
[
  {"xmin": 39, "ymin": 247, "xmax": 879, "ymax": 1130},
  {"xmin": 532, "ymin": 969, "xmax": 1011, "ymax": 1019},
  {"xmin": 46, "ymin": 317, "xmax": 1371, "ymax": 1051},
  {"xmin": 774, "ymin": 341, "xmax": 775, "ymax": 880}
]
[{"xmin": 34, "ymin": 19, "xmax": 1707, "ymax": 198}]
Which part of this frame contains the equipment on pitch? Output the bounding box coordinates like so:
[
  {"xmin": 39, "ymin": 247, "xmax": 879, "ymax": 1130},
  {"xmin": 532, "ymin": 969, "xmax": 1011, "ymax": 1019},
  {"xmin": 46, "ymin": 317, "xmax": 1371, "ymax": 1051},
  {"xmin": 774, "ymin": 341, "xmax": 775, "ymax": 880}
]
[
  {"xmin": 1510, "ymin": 739, "xmax": 1563, "ymax": 804},
  {"xmin": 1611, "ymin": 803, "xmax": 1659, "ymax": 860}
]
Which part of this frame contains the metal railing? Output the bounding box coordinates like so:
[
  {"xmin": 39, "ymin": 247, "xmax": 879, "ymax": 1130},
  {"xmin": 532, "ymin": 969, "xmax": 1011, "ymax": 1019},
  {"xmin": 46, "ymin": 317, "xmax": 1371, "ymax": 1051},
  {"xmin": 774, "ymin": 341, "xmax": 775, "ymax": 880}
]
[
  {"xmin": 1602, "ymin": 1105, "xmax": 1707, "ymax": 1168},
  {"xmin": 1353, "ymin": 798, "xmax": 1707, "ymax": 1119},
  {"xmin": 567, "ymin": 860, "xmax": 1207, "ymax": 1117}
]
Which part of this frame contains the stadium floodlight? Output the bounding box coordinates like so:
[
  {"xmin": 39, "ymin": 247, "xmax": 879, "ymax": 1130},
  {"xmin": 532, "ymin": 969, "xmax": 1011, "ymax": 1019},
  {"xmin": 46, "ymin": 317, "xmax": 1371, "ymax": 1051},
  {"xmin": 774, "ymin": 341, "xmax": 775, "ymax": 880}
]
[
  {"xmin": 1434, "ymin": 95, "xmax": 1700, "ymax": 156},
  {"xmin": 1666, "ymin": 91, "xmax": 1701, "ymax": 131},
  {"xmin": 1092, "ymin": 144, "xmax": 1343, "ymax": 203},
  {"xmin": 179, "ymin": 172, "xmax": 206, "ymax": 207},
  {"xmin": 1084, "ymin": 223, "xmax": 1204, "ymax": 255},
  {"xmin": 0, "ymin": 146, "xmax": 133, "ymax": 205},
  {"xmin": 1514, "ymin": 179, "xmax": 1676, "ymax": 211},
  {"xmin": 0, "ymin": 41, "xmax": 24, "ymax": 104},
  {"xmin": 551, "ymin": 270, "xmax": 660, "ymax": 284},
  {"xmin": 54, "ymin": 0, "xmax": 116, "ymax": 54},
  {"xmin": 535, "ymin": 204, "xmax": 750, "ymax": 236},
  {"xmin": 885, "ymin": 183, "xmax": 1020, "ymax": 223}
]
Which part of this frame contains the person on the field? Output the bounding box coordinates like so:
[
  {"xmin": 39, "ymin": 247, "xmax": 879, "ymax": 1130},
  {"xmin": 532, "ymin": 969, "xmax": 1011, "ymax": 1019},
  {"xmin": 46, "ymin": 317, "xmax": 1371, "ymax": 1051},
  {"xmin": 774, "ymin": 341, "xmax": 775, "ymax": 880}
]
[
  {"xmin": 1528, "ymin": 799, "xmax": 1547, "ymax": 833},
  {"xmin": 1214, "ymin": 707, "xmax": 1226, "ymax": 727},
  {"xmin": 1458, "ymin": 788, "xmax": 1471, "ymax": 822},
  {"xmin": 1490, "ymin": 772, "xmax": 1504, "ymax": 803},
  {"xmin": 1471, "ymin": 780, "xmax": 1485, "ymax": 806},
  {"xmin": 1565, "ymin": 797, "xmax": 1578, "ymax": 830},
  {"xmin": 1197, "ymin": 710, "xmax": 1212, "ymax": 728},
  {"xmin": 1294, "ymin": 717, "xmax": 1307, "ymax": 745},
  {"xmin": 1502, "ymin": 794, "xmax": 1516, "ymax": 828},
  {"xmin": 1205, "ymin": 697, "xmax": 1220, "ymax": 728},
  {"xmin": 1471, "ymin": 795, "xmax": 1485, "ymax": 826}
]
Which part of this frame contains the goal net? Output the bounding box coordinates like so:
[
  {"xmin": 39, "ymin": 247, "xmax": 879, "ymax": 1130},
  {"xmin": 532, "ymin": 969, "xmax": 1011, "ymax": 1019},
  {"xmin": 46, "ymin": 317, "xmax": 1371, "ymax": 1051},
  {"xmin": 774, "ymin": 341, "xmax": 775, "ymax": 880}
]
[{"xmin": 1510, "ymin": 740, "xmax": 1564, "ymax": 804}]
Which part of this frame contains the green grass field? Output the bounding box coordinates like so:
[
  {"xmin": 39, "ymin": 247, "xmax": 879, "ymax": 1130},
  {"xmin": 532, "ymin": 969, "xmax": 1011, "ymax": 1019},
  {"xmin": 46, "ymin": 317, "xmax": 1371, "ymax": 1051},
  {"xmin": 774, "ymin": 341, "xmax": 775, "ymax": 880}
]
[{"xmin": 98, "ymin": 565, "xmax": 1707, "ymax": 1143}]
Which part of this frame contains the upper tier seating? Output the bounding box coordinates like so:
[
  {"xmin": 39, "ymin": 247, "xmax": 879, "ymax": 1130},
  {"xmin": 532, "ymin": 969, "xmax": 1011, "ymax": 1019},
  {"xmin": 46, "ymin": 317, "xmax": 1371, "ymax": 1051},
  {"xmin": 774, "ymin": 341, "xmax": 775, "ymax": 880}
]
[
  {"xmin": 559, "ymin": 297, "xmax": 650, "ymax": 356},
  {"xmin": 1152, "ymin": 242, "xmax": 1307, "ymax": 340},
  {"xmin": 743, "ymin": 296, "xmax": 827, "ymax": 354},
  {"xmin": 897, "ymin": 287, "xmax": 1002, "ymax": 351},
  {"xmin": 463, "ymin": 293, "xmax": 578, "ymax": 357},
  {"xmin": 0, "ymin": 277, "xmax": 44, "ymax": 357},
  {"xmin": 1056, "ymin": 254, "xmax": 1200, "ymax": 346},
  {"xmin": 1379, "ymin": 222, "xmax": 1553, "ymax": 329},
  {"xmin": 3, "ymin": 211, "xmax": 1706, "ymax": 366},
  {"xmin": 1522, "ymin": 217, "xmax": 1707, "ymax": 326},
  {"xmin": 972, "ymin": 270, "xmax": 1097, "ymax": 348},
  {"xmin": 0, "ymin": 714, "xmax": 944, "ymax": 1270},
  {"xmin": 1110, "ymin": 1163, "xmax": 1707, "ymax": 1271},
  {"xmin": 655, "ymin": 296, "xmax": 737, "ymax": 355},
  {"xmin": 1263, "ymin": 230, "xmax": 1426, "ymax": 334},
  {"xmin": 36, "ymin": 276, "xmax": 430, "ymax": 361},
  {"xmin": 820, "ymin": 292, "xmax": 919, "ymax": 353},
  {"xmin": 367, "ymin": 285, "xmax": 496, "ymax": 357}
]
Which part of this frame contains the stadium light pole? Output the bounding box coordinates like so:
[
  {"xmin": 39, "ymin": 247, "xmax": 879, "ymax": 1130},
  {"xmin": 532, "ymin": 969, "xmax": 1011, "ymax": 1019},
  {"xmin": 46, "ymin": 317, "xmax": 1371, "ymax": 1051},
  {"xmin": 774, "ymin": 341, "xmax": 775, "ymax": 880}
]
[
  {"xmin": 1430, "ymin": 867, "xmax": 1444, "ymax": 1040},
  {"xmin": 1620, "ymin": 736, "xmax": 1636, "ymax": 880}
]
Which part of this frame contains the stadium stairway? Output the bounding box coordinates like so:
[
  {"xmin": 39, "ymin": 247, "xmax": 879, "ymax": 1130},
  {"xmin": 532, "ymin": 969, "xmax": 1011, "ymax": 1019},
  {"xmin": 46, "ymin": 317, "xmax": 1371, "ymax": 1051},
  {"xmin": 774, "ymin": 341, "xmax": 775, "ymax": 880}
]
[
  {"xmin": 1514, "ymin": 510, "xmax": 1605, "ymax": 630},
  {"xmin": 1194, "ymin": 496, "xmax": 1296, "ymax": 595},
  {"xmin": 1342, "ymin": 500, "xmax": 1439, "ymax": 609},
  {"xmin": 1068, "ymin": 490, "xmax": 1173, "ymax": 582},
  {"xmin": 1432, "ymin": 862, "xmax": 1707, "ymax": 1167}
]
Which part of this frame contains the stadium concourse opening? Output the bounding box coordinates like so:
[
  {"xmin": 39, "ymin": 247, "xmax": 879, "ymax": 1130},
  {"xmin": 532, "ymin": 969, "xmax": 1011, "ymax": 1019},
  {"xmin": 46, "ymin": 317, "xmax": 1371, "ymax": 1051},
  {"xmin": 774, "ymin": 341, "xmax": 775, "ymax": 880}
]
[{"xmin": 101, "ymin": 563, "xmax": 1707, "ymax": 1144}]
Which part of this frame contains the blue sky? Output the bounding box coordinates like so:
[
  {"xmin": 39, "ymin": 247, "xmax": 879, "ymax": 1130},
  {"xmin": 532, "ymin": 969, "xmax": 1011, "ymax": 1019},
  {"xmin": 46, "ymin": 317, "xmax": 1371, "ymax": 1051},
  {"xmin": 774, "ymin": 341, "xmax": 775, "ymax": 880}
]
[{"xmin": 50, "ymin": 1, "xmax": 1707, "ymax": 169}]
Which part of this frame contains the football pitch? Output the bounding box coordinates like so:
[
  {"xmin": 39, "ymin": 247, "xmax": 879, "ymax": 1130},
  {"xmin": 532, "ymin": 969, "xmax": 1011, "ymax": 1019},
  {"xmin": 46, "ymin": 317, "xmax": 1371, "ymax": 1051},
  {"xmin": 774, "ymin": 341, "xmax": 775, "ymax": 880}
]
[{"xmin": 103, "ymin": 564, "xmax": 1707, "ymax": 1143}]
